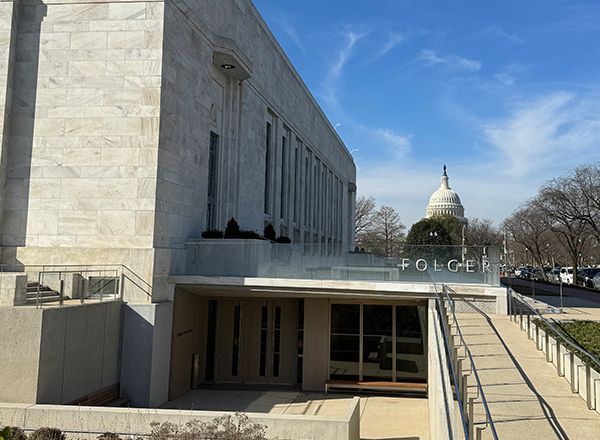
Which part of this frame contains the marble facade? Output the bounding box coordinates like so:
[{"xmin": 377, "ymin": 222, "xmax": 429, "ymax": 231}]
[{"xmin": 0, "ymin": 0, "xmax": 357, "ymax": 301}]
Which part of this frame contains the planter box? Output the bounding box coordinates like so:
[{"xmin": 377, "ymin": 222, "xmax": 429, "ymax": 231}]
[{"xmin": 185, "ymin": 239, "xmax": 273, "ymax": 277}]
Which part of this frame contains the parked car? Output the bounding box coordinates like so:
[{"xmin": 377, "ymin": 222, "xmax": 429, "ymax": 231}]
[
  {"xmin": 578, "ymin": 268, "xmax": 600, "ymax": 288},
  {"xmin": 560, "ymin": 267, "xmax": 574, "ymax": 284},
  {"xmin": 515, "ymin": 265, "xmax": 533, "ymax": 278},
  {"xmin": 522, "ymin": 268, "xmax": 544, "ymax": 281},
  {"xmin": 548, "ymin": 268, "xmax": 561, "ymax": 283},
  {"xmin": 593, "ymin": 273, "xmax": 600, "ymax": 290}
]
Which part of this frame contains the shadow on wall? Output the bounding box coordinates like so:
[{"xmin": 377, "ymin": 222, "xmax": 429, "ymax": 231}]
[
  {"xmin": 119, "ymin": 303, "xmax": 155, "ymax": 407},
  {"xmin": 2, "ymin": 0, "xmax": 46, "ymax": 256}
]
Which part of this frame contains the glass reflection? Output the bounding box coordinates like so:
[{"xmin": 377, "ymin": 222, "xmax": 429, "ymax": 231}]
[
  {"xmin": 362, "ymin": 305, "xmax": 393, "ymax": 381},
  {"xmin": 396, "ymin": 305, "xmax": 426, "ymax": 381},
  {"xmin": 330, "ymin": 304, "xmax": 360, "ymax": 380}
]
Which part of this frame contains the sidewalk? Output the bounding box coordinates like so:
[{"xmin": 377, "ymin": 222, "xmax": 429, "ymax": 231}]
[{"xmin": 456, "ymin": 313, "xmax": 600, "ymax": 439}]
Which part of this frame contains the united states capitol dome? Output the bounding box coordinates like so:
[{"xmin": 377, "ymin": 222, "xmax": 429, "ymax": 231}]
[{"xmin": 425, "ymin": 165, "xmax": 466, "ymax": 223}]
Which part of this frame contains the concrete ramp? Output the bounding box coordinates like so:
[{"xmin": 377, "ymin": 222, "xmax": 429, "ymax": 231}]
[{"xmin": 456, "ymin": 311, "xmax": 600, "ymax": 439}]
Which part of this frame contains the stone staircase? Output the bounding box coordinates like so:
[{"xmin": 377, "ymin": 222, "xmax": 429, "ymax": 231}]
[{"xmin": 25, "ymin": 282, "xmax": 66, "ymax": 304}]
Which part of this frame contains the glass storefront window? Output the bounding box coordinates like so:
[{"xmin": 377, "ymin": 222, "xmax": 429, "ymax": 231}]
[
  {"xmin": 363, "ymin": 305, "xmax": 393, "ymax": 381},
  {"xmin": 330, "ymin": 304, "xmax": 360, "ymax": 380},
  {"xmin": 396, "ymin": 305, "xmax": 426, "ymax": 381},
  {"xmin": 329, "ymin": 303, "xmax": 427, "ymax": 383}
]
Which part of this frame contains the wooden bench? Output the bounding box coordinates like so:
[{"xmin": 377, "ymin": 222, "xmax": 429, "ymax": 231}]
[
  {"xmin": 69, "ymin": 383, "xmax": 120, "ymax": 406},
  {"xmin": 325, "ymin": 379, "xmax": 427, "ymax": 395}
]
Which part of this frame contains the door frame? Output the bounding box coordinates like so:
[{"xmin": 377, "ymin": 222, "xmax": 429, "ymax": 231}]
[{"xmin": 328, "ymin": 299, "xmax": 428, "ymax": 383}]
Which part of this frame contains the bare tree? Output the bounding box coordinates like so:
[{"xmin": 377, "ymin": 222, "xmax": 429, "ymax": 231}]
[
  {"xmin": 357, "ymin": 205, "xmax": 405, "ymax": 257},
  {"xmin": 355, "ymin": 196, "xmax": 376, "ymax": 237},
  {"xmin": 569, "ymin": 164, "xmax": 600, "ymax": 245},
  {"xmin": 534, "ymin": 180, "xmax": 591, "ymax": 285},
  {"xmin": 465, "ymin": 218, "xmax": 503, "ymax": 246},
  {"xmin": 502, "ymin": 204, "xmax": 554, "ymax": 270}
]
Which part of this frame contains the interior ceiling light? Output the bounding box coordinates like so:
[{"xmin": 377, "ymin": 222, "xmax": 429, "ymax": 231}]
[{"xmin": 221, "ymin": 64, "xmax": 236, "ymax": 70}]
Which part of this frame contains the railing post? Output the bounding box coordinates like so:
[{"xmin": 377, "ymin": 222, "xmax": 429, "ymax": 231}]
[
  {"xmin": 535, "ymin": 323, "xmax": 540, "ymax": 350},
  {"xmin": 545, "ymin": 332, "xmax": 550, "ymax": 362},
  {"xmin": 475, "ymin": 426, "xmax": 484, "ymax": 440},
  {"xmin": 556, "ymin": 341, "xmax": 562, "ymax": 377},
  {"xmin": 507, "ymin": 287, "xmax": 511, "ymax": 318},
  {"xmin": 462, "ymin": 374, "xmax": 469, "ymax": 415},
  {"xmin": 586, "ymin": 364, "xmax": 593, "ymax": 409},
  {"xmin": 570, "ymin": 351, "xmax": 577, "ymax": 393},
  {"xmin": 519, "ymin": 300, "xmax": 523, "ymax": 331},
  {"xmin": 59, "ymin": 277, "xmax": 64, "ymax": 308},
  {"xmin": 37, "ymin": 271, "xmax": 42, "ymax": 309},
  {"xmin": 527, "ymin": 313, "xmax": 531, "ymax": 339},
  {"xmin": 468, "ymin": 397, "xmax": 475, "ymax": 440}
]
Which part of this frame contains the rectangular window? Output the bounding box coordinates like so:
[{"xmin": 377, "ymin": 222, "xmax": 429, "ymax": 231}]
[
  {"xmin": 293, "ymin": 145, "xmax": 299, "ymax": 224},
  {"xmin": 314, "ymin": 159, "xmax": 320, "ymax": 229},
  {"xmin": 297, "ymin": 300, "xmax": 304, "ymax": 384},
  {"xmin": 280, "ymin": 136, "xmax": 287, "ymax": 219},
  {"xmin": 273, "ymin": 305, "xmax": 282, "ymax": 378},
  {"xmin": 304, "ymin": 156, "xmax": 309, "ymax": 228},
  {"xmin": 330, "ymin": 304, "xmax": 360, "ymax": 380},
  {"xmin": 264, "ymin": 122, "xmax": 272, "ymax": 214},
  {"xmin": 259, "ymin": 305, "xmax": 268, "ymax": 377},
  {"xmin": 205, "ymin": 300, "xmax": 217, "ymax": 381},
  {"xmin": 207, "ymin": 132, "xmax": 219, "ymax": 229},
  {"xmin": 232, "ymin": 304, "xmax": 241, "ymax": 377}
]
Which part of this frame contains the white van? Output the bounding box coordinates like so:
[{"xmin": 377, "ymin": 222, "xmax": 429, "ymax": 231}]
[{"xmin": 560, "ymin": 267, "xmax": 573, "ymax": 284}]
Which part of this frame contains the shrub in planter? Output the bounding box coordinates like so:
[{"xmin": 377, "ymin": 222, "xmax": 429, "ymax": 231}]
[
  {"xmin": 1, "ymin": 427, "xmax": 26, "ymax": 440},
  {"xmin": 29, "ymin": 428, "xmax": 65, "ymax": 440},
  {"xmin": 201, "ymin": 229, "xmax": 224, "ymax": 239},
  {"xmin": 149, "ymin": 413, "xmax": 266, "ymax": 440},
  {"xmin": 98, "ymin": 434, "xmax": 122, "ymax": 440},
  {"xmin": 224, "ymin": 218, "xmax": 241, "ymax": 238},
  {"xmin": 263, "ymin": 223, "xmax": 276, "ymax": 241},
  {"xmin": 275, "ymin": 236, "xmax": 291, "ymax": 244},
  {"xmin": 238, "ymin": 230, "xmax": 263, "ymax": 240}
]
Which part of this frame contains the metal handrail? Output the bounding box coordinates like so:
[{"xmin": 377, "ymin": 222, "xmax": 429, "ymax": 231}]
[
  {"xmin": 437, "ymin": 283, "xmax": 500, "ymax": 440},
  {"xmin": 433, "ymin": 283, "xmax": 470, "ymax": 438},
  {"xmin": 0, "ymin": 264, "xmax": 153, "ymax": 306},
  {"xmin": 508, "ymin": 288, "xmax": 600, "ymax": 372}
]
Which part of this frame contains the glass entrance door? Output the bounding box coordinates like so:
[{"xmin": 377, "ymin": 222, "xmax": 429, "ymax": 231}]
[{"xmin": 329, "ymin": 303, "xmax": 427, "ymax": 383}]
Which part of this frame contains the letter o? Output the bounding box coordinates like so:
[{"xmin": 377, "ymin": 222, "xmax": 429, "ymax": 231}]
[{"xmin": 416, "ymin": 259, "xmax": 428, "ymax": 272}]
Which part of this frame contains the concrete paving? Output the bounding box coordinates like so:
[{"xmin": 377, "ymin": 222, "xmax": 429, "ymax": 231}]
[
  {"xmin": 456, "ymin": 312, "xmax": 600, "ymax": 439},
  {"xmin": 163, "ymin": 390, "xmax": 429, "ymax": 439}
]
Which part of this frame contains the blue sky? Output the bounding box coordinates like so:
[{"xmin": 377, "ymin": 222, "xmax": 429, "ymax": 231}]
[{"xmin": 253, "ymin": 0, "xmax": 600, "ymax": 228}]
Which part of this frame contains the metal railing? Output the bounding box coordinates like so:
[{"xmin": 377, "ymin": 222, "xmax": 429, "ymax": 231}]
[
  {"xmin": 436, "ymin": 283, "xmax": 500, "ymax": 440},
  {"xmin": 508, "ymin": 288, "xmax": 600, "ymax": 409},
  {"xmin": 0, "ymin": 264, "xmax": 152, "ymax": 308}
]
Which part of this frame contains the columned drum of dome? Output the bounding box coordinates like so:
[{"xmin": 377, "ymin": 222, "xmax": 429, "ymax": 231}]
[{"xmin": 425, "ymin": 166, "xmax": 467, "ymax": 223}]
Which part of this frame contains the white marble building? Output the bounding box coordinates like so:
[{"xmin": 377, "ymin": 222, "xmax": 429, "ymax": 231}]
[
  {"xmin": 0, "ymin": 0, "xmax": 357, "ymax": 301},
  {"xmin": 0, "ymin": 0, "xmax": 503, "ymax": 419}
]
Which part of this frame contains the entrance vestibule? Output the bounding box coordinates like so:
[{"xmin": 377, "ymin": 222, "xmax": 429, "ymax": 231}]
[{"xmin": 169, "ymin": 290, "xmax": 427, "ymax": 401}]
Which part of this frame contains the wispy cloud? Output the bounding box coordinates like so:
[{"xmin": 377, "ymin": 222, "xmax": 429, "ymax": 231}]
[
  {"xmin": 322, "ymin": 28, "xmax": 367, "ymax": 107},
  {"xmin": 268, "ymin": 14, "xmax": 306, "ymax": 51},
  {"xmin": 376, "ymin": 31, "xmax": 405, "ymax": 59},
  {"xmin": 494, "ymin": 63, "xmax": 530, "ymax": 86},
  {"xmin": 483, "ymin": 91, "xmax": 600, "ymax": 177},
  {"xmin": 418, "ymin": 49, "xmax": 482, "ymax": 72},
  {"xmin": 375, "ymin": 128, "xmax": 412, "ymax": 157},
  {"xmin": 481, "ymin": 25, "xmax": 524, "ymax": 44}
]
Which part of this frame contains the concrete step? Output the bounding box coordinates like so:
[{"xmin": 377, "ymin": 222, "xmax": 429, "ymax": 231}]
[
  {"xmin": 25, "ymin": 290, "xmax": 60, "ymax": 298},
  {"xmin": 24, "ymin": 295, "xmax": 63, "ymax": 304}
]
